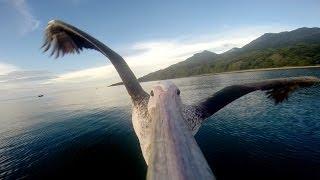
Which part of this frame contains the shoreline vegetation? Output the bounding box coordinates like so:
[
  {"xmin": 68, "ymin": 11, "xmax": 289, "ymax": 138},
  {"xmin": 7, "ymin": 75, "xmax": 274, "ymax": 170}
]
[
  {"xmin": 110, "ymin": 27, "xmax": 320, "ymax": 87},
  {"xmin": 109, "ymin": 65, "xmax": 320, "ymax": 86}
]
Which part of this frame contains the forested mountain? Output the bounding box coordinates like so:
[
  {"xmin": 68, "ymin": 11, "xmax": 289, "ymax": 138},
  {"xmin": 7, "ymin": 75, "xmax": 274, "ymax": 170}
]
[
  {"xmin": 241, "ymin": 27, "xmax": 320, "ymax": 51},
  {"xmin": 111, "ymin": 27, "xmax": 320, "ymax": 86}
]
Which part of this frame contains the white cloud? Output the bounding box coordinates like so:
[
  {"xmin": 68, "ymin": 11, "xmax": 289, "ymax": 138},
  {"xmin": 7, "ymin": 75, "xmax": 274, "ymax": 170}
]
[
  {"xmin": 0, "ymin": 70, "xmax": 55, "ymax": 83},
  {"xmin": 0, "ymin": 62, "xmax": 19, "ymax": 75},
  {"xmin": 47, "ymin": 25, "xmax": 292, "ymax": 84},
  {"xmin": 47, "ymin": 65, "xmax": 117, "ymax": 83},
  {"xmin": 8, "ymin": 0, "xmax": 40, "ymax": 35}
]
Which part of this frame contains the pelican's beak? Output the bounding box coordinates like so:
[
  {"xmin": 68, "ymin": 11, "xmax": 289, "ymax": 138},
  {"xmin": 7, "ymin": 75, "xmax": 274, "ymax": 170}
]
[
  {"xmin": 146, "ymin": 89, "xmax": 214, "ymax": 179},
  {"xmin": 148, "ymin": 88, "xmax": 182, "ymax": 124}
]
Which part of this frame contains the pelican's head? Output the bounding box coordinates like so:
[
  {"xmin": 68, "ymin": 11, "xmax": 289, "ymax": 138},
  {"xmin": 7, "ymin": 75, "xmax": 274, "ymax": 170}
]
[{"xmin": 147, "ymin": 81, "xmax": 183, "ymax": 117}]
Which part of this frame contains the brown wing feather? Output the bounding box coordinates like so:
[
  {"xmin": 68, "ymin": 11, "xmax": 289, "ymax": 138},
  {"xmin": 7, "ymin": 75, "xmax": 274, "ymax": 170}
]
[
  {"xmin": 265, "ymin": 84, "xmax": 299, "ymax": 104},
  {"xmin": 261, "ymin": 76, "xmax": 319, "ymax": 104},
  {"xmin": 41, "ymin": 20, "xmax": 95, "ymax": 58}
]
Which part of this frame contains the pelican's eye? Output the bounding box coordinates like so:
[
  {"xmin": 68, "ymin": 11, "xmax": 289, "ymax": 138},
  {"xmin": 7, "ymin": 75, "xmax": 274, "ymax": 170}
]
[
  {"xmin": 177, "ymin": 89, "xmax": 180, "ymax": 95},
  {"xmin": 150, "ymin": 90, "xmax": 154, "ymax": 96}
]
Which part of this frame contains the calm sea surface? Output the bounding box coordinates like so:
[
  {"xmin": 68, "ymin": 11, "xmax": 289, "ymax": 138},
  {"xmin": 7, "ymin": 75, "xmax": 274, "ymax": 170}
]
[{"xmin": 0, "ymin": 68, "xmax": 320, "ymax": 179}]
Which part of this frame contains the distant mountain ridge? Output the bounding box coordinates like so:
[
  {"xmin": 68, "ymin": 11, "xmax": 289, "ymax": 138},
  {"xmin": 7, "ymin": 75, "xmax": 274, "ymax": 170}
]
[
  {"xmin": 110, "ymin": 27, "xmax": 320, "ymax": 86},
  {"xmin": 241, "ymin": 27, "xmax": 320, "ymax": 51}
]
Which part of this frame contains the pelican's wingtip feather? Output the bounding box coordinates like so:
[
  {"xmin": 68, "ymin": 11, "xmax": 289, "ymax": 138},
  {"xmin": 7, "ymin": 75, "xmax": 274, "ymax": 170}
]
[{"xmin": 41, "ymin": 20, "xmax": 95, "ymax": 58}]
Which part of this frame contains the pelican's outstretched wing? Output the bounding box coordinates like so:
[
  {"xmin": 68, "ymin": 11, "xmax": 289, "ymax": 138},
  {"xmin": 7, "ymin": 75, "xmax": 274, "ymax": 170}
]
[
  {"xmin": 184, "ymin": 76, "xmax": 319, "ymax": 131},
  {"xmin": 42, "ymin": 20, "xmax": 148, "ymax": 102}
]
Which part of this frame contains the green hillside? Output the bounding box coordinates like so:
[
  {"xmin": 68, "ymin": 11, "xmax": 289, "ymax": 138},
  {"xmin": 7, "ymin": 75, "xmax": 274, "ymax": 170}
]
[{"xmin": 111, "ymin": 27, "xmax": 320, "ymax": 86}]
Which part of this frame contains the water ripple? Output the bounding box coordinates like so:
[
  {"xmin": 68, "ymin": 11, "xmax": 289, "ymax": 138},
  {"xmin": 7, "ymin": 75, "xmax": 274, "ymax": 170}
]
[{"xmin": 0, "ymin": 68, "xmax": 320, "ymax": 179}]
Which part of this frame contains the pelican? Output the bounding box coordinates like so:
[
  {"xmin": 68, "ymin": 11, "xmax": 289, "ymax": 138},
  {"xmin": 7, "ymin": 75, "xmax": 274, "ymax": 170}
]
[{"xmin": 42, "ymin": 20, "xmax": 319, "ymax": 178}]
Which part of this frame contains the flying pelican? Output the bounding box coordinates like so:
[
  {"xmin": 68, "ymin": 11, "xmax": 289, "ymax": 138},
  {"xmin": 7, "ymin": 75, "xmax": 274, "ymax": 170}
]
[{"xmin": 42, "ymin": 20, "xmax": 319, "ymax": 178}]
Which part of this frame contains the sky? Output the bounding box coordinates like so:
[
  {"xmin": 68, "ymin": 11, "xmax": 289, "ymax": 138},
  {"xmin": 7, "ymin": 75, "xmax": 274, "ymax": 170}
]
[{"xmin": 0, "ymin": 0, "xmax": 320, "ymax": 90}]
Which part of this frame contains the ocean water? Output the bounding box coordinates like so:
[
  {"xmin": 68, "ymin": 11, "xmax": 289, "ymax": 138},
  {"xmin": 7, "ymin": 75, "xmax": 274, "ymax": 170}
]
[{"xmin": 0, "ymin": 68, "xmax": 320, "ymax": 180}]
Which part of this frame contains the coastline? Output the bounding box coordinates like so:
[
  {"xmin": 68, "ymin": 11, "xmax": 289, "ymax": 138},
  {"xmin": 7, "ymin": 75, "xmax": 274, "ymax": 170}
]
[
  {"xmin": 196, "ymin": 65, "xmax": 320, "ymax": 77},
  {"xmin": 109, "ymin": 65, "xmax": 320, "ymax": 86}
]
